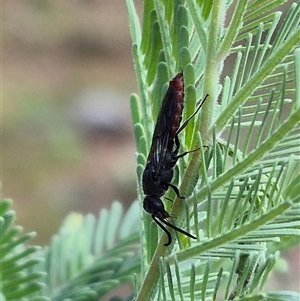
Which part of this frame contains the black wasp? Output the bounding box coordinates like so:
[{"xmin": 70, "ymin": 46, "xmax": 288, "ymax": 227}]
[{"xmin": 142, "ymin": 72, "xmax": 208, "ymax": 246}]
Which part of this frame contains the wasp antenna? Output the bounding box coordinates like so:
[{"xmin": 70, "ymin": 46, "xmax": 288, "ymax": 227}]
[
  {"xmin": 176, "ymin": 94, "xmax": 209, "ymax": 135},
  {"xmin": 160, "ymin": 218, "xmax": 197, "ymax": 240},
  {"xmin": 152, "ymin": 216, "xmax": 172, "ymax": 246}
]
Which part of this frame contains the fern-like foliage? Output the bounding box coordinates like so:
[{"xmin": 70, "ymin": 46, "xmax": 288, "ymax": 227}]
[
  {"xmin": 1, "ymin": 1, "xmax": 299, "ymax": 301},
  {"xmin": 125, "ymin": 0, "xmax": 300, "ymax": 300},
  {"xmin": 0, "ymin": 200, "xmax": 140, "ymax": 301},
  {"xmin": 0, "ymin": 199, "xmax": 46, "ymax": 301},
  {"xmin": 36, "ymin": 201, "xmax": 140, "ymax": 301}
]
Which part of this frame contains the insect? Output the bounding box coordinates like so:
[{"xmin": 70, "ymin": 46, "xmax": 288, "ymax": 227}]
[{"xmin": 142, "ymin": 72, "xmax": 208, "ymax": 246}]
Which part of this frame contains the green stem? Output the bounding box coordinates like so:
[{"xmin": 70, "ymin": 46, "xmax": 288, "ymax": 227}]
[
  {"xmin": 214, "ymin": 28, "xmax": 300, "ymax": 134},
  {"xmin": 217, "ymin": 0, "xmax": 248, "ymax": 59},
  {"xmin": 197, "ymin": 107, "xmax": 300, "ymax": 202},
  {"xmin": 170, "ymin": 201, "xmax": 291, "ymax": 263},
  {"xmin": 200, "ymin": 0, "xmax": 227, "ymax": 144},
  {"xmin": 135, "ymin": 149, "xmax": 202, "ymax": 300}
]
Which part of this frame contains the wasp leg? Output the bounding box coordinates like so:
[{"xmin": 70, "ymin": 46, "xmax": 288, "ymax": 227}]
[
  {"xmin": 164, "ymin": 196, "xmax": 173, "ymax": 203},
  {"xmin": 152, "ymin": 215, "xmax": 172, "ymax": 246},
  {"xmin": 168, "ymin": 183, "xmax": 185, "ymax": 199},
  {"xmin": 175, "ymin": 147, "xmax": 200, "ymax": 160}
]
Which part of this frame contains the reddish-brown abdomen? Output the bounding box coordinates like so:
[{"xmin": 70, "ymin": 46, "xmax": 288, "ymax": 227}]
[{"xmin": 169, "ymin": 72, "xmax": 184, "ymax": 139}]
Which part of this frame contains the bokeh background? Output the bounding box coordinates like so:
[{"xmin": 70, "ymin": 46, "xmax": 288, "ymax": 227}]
[
  {"xmin": 3, "ymin": 0, "xmax": 141, "ymax": 244},
  {"xmin": 2, "ymin": 0, "xmax": 299, "ymax": 295}
]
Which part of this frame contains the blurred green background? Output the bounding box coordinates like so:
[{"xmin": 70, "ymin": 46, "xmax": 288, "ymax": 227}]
[
  {"xmin": 2, "ymin": 0, "xmax": 141, "ymax": 245},
  {"xmin": 2, "ymin": 0, "xmax": 299, "ymax": 293}
]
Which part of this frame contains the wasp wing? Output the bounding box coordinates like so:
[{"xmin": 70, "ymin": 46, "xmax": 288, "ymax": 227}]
[{"xmin": 146, "ymin": 73, "xmax": 184, "ymax": 171}]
